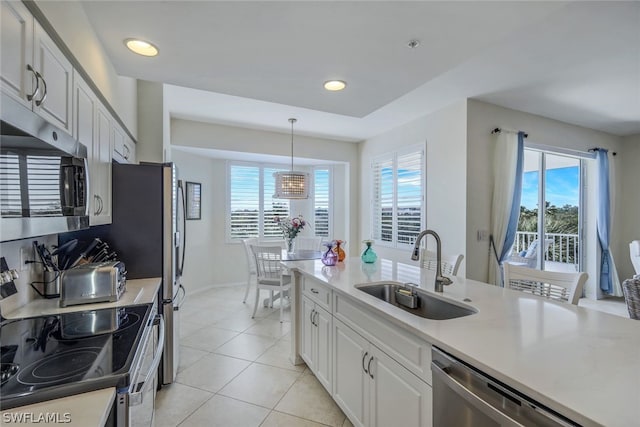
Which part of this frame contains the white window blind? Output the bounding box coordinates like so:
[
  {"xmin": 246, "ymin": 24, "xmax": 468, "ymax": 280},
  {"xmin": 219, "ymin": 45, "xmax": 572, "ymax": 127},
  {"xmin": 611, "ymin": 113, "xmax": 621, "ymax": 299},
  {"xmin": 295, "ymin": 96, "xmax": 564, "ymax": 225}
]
[
  {"xmin": 263, "ymin": 167, "xmax": 290, "ymax": 238},
  {"xmin": 371, "ymin": 147, "xmax": 424, "ymax": 247},
  {"xmin": 228, "ymin": 163, "xmax": 289, "ymax": 240},
  {"xmin": 313, "ymin": 168, "xmax": 331, "ymax": 237},
  {"xmin": 396, "ymin": 151, "xmax": 422, "ymax": 245},
  {"xmin": 372, "ymin": 158, "xmax": 394, "ymax": 243}
]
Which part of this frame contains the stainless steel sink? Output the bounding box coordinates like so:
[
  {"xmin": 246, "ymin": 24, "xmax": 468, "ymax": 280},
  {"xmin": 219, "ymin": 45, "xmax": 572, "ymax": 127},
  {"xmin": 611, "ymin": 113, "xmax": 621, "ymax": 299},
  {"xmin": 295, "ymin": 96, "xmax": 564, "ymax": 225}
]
[{"xmin": 355, "ymin": 282, "xmax": 477, "ymax": 320}]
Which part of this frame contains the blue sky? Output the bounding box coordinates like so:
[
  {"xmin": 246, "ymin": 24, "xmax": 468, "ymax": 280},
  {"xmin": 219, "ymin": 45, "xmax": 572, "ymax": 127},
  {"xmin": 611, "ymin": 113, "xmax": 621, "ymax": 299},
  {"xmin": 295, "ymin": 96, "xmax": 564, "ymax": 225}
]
[{"xmin": 521, "ymin": 166, "xmax": 579, "ymax": 209}]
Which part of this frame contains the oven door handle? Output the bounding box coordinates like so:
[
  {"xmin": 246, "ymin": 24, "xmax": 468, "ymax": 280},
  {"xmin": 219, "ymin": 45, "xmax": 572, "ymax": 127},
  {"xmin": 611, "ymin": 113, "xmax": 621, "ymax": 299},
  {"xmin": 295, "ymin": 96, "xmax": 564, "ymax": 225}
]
[{"xmin": 129, "ymin": 314, "xmax": 165, "ymax": 406}]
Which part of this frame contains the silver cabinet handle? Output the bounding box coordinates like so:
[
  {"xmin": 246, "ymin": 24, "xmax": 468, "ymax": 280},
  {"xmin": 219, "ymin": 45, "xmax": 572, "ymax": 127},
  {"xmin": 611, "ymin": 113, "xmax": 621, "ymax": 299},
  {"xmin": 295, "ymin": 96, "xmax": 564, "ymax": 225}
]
[
  {"xmin": 310, "ymin": 288, "xmax": 319, "ymax": 294},
  {"xmin": 431, "ymin": 361, "xmax": 523, "ymax": 426},
  {"xmin": 309, "ymin": 309, "xmax": 315, "ymax": 326},
  {"xmin": 96, "ymin": 195, "xmax": 103, "ymax": 215},
  {"xmin": 129, "ymin": 314, "xmax": 165, "ymax": 406},
  {"xmin": 362, "ymin": 351, "xmax": 369, "ymax": 374},
  {"xmin": 313, "ymin": 311, "xmax": 319, "ymax": 327},
  {"xmin": 93, "ymin": 195, "xmax": 100, "ymax": 215},
  {"xmin": 34, "ymin": 72, "xmax": 47, "ymax": 106},
  {"xmin": 367, "ymin": 356, "xmax": 374, "ymax": 379},
  {"xmin": 26, "ymin": 64, "xmax": 40, "ymax": 101},
  {"xmin": 124, "ymin": 144, "xmax": 130, "ymax": 160}
]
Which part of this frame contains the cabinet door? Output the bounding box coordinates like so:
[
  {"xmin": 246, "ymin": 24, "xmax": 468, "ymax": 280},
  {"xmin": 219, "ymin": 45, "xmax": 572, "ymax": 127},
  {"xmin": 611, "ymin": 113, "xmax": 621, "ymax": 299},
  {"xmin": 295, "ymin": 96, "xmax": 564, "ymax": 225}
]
[
  {"xmin": 73, "ymin": 72, "xmax": 97, "ymax": 221},
  {"xmin": 93, "ymin": 106, "xmax": 112, "ymax": 224},
  {"xmin": 33, "ymin": 21, "xmax": 73, "ymax": 134},
  {"xmin": 333, "ymin": 319, "xmax": 368, "ymax": 427},
  {"xmin": 0, "ymin": 0, "xmax": 33, "ymax": 107},
  {"xmin": 300, "ymin": 297, "xmax": 315, "ymax": 370},
  {"xmin": 369, "ymin": 346, "xmax": 432, "ymax": 427},
  {"xmin": 314, "ymin": 305, "xmax": 332, "ymax": 392}
]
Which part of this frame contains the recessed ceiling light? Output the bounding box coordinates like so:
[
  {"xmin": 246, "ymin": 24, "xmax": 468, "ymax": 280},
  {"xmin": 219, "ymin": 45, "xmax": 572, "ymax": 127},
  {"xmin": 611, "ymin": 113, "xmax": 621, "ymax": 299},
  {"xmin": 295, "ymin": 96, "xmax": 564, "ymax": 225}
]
[
  {"xmin": 324, "ymin": 80, "xmax": 347, "ymax": 91},
  {"xmin": 124, "ymin": 38, "xmax": 159, "ymax": 57}
]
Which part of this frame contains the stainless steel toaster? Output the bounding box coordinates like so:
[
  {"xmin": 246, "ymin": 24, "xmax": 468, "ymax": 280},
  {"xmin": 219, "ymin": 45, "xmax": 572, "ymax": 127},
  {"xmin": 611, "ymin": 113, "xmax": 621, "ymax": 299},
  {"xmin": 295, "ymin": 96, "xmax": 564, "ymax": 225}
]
[{"xmin": 60, "ymin": 261, "xmax": 126, "ymax": 307}]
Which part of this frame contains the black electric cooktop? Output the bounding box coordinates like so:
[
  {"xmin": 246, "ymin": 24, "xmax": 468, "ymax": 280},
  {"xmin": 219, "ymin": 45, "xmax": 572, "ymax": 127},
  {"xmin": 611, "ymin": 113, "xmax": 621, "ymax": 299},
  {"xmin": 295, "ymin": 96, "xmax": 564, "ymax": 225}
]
[{"xmin": 0, "ymin": 303, "xmax": 152, "ymax": 410}]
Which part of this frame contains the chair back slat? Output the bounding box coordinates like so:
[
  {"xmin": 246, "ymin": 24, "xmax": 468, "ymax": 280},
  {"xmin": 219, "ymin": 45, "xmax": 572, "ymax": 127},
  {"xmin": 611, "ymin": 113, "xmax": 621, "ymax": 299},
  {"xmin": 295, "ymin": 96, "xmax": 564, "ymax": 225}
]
[
  {"xmin": 503, "ymin": 263, "xmax": 588, "ymax": 305},
  {"xmin": 251, "ymin": 245, "xmax": 284, "ymax": 283},
  {"xmin": 242, "ymin": 238, "xmax": 258, "ymax": 274},
  {"xmin": 420, "ymin": 249, "xmax": 464, "ymax": 276}
]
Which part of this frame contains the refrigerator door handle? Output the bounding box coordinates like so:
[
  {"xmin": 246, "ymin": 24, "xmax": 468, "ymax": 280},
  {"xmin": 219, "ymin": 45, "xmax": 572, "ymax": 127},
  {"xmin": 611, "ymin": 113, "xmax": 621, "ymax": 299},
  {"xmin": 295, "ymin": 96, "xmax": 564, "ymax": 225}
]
[
  {"xmin": 177, "ymin": 181, "xmax": 187, "ymax": 277},
  {"xmin": 173, "ymin": 284, "xmax": 186, "ymax": 308}
]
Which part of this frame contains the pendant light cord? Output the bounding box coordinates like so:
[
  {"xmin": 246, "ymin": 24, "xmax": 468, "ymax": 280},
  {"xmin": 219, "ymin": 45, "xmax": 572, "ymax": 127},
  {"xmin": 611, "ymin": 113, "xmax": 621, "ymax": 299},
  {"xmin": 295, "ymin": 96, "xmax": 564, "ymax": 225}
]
[{"xmin": 289, "ymin": 118, "xmax": 297, "ymax": 171}]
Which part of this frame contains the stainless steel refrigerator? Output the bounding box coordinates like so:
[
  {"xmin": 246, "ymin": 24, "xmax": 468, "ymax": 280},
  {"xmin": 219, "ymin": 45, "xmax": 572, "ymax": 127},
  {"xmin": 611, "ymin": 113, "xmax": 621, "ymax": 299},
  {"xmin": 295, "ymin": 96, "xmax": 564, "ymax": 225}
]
[{"xmin": 110, "ymin": 162, "xmax": 186, "ymax": 386}]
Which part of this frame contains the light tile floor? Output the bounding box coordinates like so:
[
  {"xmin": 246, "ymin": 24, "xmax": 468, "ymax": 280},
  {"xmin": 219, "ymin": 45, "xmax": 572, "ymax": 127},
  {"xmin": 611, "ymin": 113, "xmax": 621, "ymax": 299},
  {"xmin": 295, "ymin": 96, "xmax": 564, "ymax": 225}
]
[{"xmin": 155, "ymin": 285, "xmax": 353, "ymax": 427}]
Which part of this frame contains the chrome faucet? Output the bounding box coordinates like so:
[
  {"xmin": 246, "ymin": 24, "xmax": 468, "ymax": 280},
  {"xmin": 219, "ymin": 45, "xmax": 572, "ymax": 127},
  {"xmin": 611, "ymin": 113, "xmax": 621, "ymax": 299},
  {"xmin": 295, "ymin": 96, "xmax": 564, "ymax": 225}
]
[{"xmin": 411, "ymin": 230, "xmax": 452, "ymax": 293}]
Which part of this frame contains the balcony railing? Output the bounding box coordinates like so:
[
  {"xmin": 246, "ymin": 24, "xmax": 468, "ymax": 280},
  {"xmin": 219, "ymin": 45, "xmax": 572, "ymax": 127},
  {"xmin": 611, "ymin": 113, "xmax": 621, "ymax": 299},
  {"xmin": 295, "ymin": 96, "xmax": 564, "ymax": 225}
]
[{"xmin": 513, "ymin": 231, "xmax": 580, "ymax": 266}]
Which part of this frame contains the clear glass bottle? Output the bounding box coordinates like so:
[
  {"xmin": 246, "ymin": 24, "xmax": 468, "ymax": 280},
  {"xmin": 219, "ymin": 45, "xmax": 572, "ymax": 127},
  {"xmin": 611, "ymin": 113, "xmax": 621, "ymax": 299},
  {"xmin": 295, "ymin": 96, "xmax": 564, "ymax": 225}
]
[
  {"xmin": 361, "ymin": 240, "xmax": 377, "ymax": 263},
  {"xmin": 333, "ymin": 239, "xmax": 346, "ymax": 262},
  {"xmin": 321, "ymin": 241, "xmax": 338, "ymax": 266}
]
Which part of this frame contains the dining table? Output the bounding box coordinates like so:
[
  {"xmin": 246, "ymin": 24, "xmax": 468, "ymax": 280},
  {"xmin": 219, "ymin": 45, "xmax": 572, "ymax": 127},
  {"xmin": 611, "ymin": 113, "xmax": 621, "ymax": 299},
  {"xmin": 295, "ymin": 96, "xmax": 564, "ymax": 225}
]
[{"xmin": 262, "ymin": 249, "xmax": 323, "ymax": 307}]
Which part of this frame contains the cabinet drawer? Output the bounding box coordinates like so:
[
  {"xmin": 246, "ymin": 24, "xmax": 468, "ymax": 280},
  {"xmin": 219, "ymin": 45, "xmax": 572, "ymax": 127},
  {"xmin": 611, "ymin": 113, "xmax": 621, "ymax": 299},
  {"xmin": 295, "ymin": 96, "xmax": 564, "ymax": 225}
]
[
  {"xmin": 334, "ymin": 293, "xmax": 432, "ymax": 385},
  {"xmin": 302, "ymin": 277, "xmax": 332, "ymax": 312}
]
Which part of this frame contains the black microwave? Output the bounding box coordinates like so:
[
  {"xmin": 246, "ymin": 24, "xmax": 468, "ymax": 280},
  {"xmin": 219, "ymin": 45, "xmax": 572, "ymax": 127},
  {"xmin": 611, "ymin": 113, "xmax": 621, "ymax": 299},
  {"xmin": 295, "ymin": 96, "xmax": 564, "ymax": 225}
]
[{"xmin": 1, "ymin": 94, "xmax": 89, "ymax": 242}]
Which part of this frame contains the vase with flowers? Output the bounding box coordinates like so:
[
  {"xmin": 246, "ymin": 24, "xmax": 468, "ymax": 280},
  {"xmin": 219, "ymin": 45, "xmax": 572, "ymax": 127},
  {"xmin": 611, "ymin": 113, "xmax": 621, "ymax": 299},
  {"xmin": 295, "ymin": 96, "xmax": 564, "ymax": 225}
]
[{"xmin": 274, "ymin": 215, "xmax": 306, "ymax": 253}]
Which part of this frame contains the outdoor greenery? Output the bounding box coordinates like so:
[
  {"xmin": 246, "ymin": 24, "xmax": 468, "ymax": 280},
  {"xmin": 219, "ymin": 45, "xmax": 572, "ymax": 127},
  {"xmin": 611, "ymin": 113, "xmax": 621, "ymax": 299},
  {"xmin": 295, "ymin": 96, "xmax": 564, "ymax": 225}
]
[
  {"xmin": 518, "ymin": 202, "xmax": 579, "ymax": 234},
  {"xmin": 517, "ymin": 203, "xmax": 579, "ymax": 263}
]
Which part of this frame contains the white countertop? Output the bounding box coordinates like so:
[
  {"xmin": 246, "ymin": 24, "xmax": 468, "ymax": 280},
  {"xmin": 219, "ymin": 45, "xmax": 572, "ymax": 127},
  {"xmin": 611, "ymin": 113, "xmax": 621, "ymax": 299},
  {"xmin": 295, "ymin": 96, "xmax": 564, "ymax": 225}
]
[
  {"xmin": 1, "ymin": 388, "xmax": 115, "ymax": 426},
  {"xmin": 1, "ymin": 278, "xmax": 161, "ymax": 423},
  {"xmin": 5, "ymin": 277, "xmax": 162, "ymax": 318},
  {"xmin": 283, "ymin": 258, "xmax": 640, "ymax": 427}
]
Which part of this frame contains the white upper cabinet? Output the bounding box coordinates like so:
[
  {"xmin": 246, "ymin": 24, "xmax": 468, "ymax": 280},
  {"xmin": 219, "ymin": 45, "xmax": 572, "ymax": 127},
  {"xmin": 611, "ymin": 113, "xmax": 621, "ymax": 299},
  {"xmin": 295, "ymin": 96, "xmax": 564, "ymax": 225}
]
[
  {"xmin": 32, "ymin": 21, "xmax": 73, "ymax": 134},
  {"xmin": 1, "ymin": 1, "xmax": 34, "ymax": 108},
  {"xmin": 1, "ymin": 1, "xmax": 73, "ymax": 135},
  {"xmin": 113, "ymin": 126, "xmax": 136, "ymax": 164}
]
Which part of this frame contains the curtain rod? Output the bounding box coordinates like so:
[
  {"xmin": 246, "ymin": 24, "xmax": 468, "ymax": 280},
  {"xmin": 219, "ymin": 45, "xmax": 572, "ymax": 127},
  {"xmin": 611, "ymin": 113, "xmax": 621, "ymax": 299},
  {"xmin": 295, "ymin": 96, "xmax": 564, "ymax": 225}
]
[
  {"xmin": 491, "ymin": 127, "xmax": 528, "ymax": 138},
  {"xmin": 589, "ymin": 147, "xmax": 617, "ymax": 156}
]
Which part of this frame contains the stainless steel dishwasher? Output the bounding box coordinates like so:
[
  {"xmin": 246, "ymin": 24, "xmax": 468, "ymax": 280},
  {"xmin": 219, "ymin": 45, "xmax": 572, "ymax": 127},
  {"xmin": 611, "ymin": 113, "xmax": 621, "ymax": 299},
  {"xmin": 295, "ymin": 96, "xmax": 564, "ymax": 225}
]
[{"xmin": 431, "ymin": 347, "xmax": 580, "ymax": 426}]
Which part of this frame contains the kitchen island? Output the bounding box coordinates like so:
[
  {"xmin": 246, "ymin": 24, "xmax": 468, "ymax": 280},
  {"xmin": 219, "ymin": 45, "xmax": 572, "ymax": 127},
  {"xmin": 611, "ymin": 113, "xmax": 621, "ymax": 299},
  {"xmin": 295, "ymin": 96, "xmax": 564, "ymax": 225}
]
[{"xmin": 283, "ymin": 258, "xmax": 640, "ymax": 427}]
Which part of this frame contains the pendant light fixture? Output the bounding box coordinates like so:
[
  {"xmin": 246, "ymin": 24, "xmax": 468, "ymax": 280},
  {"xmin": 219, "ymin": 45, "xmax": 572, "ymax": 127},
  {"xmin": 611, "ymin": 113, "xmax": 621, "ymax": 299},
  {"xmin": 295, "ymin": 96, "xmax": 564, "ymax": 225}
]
[{"xmin": 273, "ymin": 118, "xmax": 309, "ymax": 199}]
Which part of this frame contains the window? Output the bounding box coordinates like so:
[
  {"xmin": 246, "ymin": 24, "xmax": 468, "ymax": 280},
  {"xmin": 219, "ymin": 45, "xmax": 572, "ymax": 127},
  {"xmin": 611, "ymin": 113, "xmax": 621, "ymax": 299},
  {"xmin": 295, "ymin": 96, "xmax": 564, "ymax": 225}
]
[
  {"xmin": 371, "ymin": 146, "xmax": 424, "ymax": 247},
  {"xmin": 228, "ymin": 163, "xmax": 290, "ymax": 240},
  {"xmin": 513, "ymin": 148, "xmax": 583, "ymax": 272},
  {"xmin": 313, "ymin": 168, "xmax": 331, "ymax": 237}
]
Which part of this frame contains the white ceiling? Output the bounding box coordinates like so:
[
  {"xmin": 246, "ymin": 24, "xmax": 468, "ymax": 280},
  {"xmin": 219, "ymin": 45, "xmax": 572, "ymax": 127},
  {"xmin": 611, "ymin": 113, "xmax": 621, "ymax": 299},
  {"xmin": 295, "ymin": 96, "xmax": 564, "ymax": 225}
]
[{"xmin": 81, "ymin": 1, "xmax": 640, "ymax": 142}]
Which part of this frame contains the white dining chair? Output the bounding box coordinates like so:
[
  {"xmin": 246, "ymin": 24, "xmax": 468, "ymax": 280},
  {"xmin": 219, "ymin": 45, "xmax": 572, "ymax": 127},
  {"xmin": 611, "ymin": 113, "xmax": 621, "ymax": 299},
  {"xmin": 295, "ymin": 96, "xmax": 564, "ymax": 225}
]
[
  {"xmin": 250, "ymin": 245, "xmax": 291, "ymax": 322},
  {"xmin": 241, "ymin": 238, "xmax": 258, "ymax": 303},
  {"xmin": 503, "ymin": 263, "xmax": 588, "ymax": 305},
  {"xmin": 420, "ymin": 249, "xmax": 464, "ymax": 276},
  {"xmin": 294, "ymin": 236, "xmax": 323, "ymax": 251}
]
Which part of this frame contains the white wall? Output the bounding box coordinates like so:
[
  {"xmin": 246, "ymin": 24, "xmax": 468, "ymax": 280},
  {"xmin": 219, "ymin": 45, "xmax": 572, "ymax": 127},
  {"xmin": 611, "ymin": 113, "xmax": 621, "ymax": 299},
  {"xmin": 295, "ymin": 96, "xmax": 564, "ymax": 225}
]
[
  {"xmin": 358, "ymin": 101, "xmax": 468, "ymax": 271},
  {"xmin": 34, "ymin": 1, "xmax": 138, "ymax": 136},
  {"xmin": 466, "ymin": 99, "xmax": 626, "ymax": 298},
  {"xmin": 169, "ymin": 150, "xmax": 223, "ymax": 294},
  {"xmin": 0, "ymin": 235, "xmax": 57, "ymax": 316},
  {"xmin": 618, "ymin": 134, "xmax": 640, "ymax": 280},
  {"xmin": 170, "ymin": 119, "xmax": 358, "ymax": 288}
]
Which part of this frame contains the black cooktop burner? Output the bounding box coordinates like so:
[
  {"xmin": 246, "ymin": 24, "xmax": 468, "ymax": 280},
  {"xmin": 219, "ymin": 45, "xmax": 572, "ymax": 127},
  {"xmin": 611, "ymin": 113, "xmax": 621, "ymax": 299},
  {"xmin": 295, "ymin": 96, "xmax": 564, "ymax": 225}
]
[
  {"xmin": 0, "ymin": 303, "xmax": 152, "ymax": 410},
  {"xmin": 17, "ymin": 347, "xmax": 104, "ymax": 386}
]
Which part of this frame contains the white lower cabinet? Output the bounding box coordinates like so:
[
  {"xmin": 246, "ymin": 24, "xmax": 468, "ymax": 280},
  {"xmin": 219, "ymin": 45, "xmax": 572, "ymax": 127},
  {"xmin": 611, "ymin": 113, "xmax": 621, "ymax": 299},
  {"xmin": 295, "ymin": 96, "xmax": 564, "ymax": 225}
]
[
  {"xmin": 333, "ymin": 318, "xmax": 432, "ymax": 427},
  {"xmin": 301, "ymin": 296, "xmax": 332, "ymax": 391}
]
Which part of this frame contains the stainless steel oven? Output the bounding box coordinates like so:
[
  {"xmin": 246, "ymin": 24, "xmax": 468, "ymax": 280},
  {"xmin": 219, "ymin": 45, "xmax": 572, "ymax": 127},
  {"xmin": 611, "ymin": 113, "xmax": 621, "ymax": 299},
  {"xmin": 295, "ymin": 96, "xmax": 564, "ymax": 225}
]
[
  {"xmin": 116, "ymin": 304, "xmax": 164, "ymax": 426},
  {"xmin": 431, "ymin": 347, "xmax": 580, "ymax": 427},
  {"xmin": 1, "ymin": 303, "xmax": 163, "ymax": 427}
]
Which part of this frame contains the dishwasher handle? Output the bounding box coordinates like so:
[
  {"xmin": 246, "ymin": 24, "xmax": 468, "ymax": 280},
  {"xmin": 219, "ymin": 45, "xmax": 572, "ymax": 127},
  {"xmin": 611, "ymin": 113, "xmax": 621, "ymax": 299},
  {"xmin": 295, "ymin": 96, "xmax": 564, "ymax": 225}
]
[
  {"xmin": 129, "ymin": 314, "xmax": 165, "ymax": 406},
  {"xmin": 432, "ymin": 360, "xmax": 524, "ymax": 427}
]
